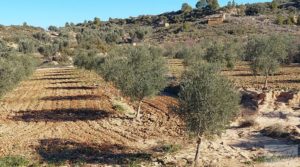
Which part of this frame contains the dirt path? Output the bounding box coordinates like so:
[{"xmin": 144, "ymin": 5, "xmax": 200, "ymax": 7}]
[{"xmin": 0, "ymin": 67, "xmax": 185, "ymax": 165}]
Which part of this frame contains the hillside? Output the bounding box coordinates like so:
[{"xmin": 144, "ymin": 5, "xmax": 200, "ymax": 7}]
[{"xmin": 0, "ymin": 0, "xmax": 299, "ymax": 68}]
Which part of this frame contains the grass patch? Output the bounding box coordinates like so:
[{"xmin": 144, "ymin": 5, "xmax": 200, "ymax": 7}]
[
  {"xmin": 159, "ymin": 144, "xmax": 182, "ymax": 154},
  {"xmin": 128, "ymin": 160, "xmax": 142, "ymax": 167},
  {"xmin": 0, "ymin": 156, "xmax": 30, "ymax": 167},
  {"xmin": 111, "ymin": 99, "xmax": 135, "ymax": 116},
  {"xmin": 253, "ymin": 155, "xmax": 288, "ymax": 163}
]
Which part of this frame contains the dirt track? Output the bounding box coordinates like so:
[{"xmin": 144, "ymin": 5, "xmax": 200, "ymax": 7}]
[{"xmin": 0, "ymin": 67, "xmax": 185, "ymax": 165}]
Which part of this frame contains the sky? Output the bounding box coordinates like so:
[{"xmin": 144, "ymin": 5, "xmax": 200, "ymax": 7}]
[{"xmin": 0, "ymin": 0, "xmax": 271, "ymax": 28}]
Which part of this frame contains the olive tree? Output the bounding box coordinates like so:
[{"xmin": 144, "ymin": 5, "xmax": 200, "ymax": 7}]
[
  {"xmin": 246, "ymin": 35, "xmax": 289, "ymax": 88},
  {"xmin": 103, "ymin": 46, "xmax": 167, "ymax": 119},
  {"xmin": 204, "ymin": 41, "xmax": 240, "ymax": 69},
  {"xmin": 179, "ymin": 63, "xmax": 239, "ymax": 166}
]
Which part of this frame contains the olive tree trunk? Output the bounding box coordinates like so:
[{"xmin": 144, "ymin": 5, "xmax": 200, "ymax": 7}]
[
  {"xmin": 194, "ymin": 135, "xmax": 203, "ymax": 167},
  {"xmin": 136, "ymin": 100, "xmax": 143, "ymax": 120},
  {"xmin": 264, "ymin": 74, "xmax": 269, "ymax": 89}
]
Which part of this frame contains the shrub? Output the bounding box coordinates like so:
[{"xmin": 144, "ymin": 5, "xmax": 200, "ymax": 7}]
[
  {"xmin": 105, "ymin": 32, "xmax": 121, "ymax": 44},
  {"xmin": 0, "ymin": 40, "xmax": 10, "ymax": 56},
  {"xmin": 270, "ymin": 0, "xmax": 278, "ymax": 11},
  {"xmin": 182, "ymin": 22, "xmax": 192, "ymax": 32},
  {"xmin": 285, "ymin": 15, "xmax": 294, "ymax": 25},
  {"xmin": 76, "ymin": 29, "xmax": 109, "ymax": 52},
  {"xmin": 33, "ymin": 32, "xmax": 51, "ymax": 43},
  {"xmin": 204, "ymin": 41, "xmax": 240, "ymax": 69},
  {"xmin": 73, "ymin": 49, "xmax": 104, "ymax": 71},
  {"xmin": 276, "ymin": 15, "xmax": 285, "ymax": 25},
  {"xmin": 129, "ymin": 27, "xmax": 150, "ymax": 42},
  {"xmin": 179, "ymin": 63, "xmax": 239, "ymax": 166},
  {"xmin": 18, "ymin": 39, "xmax": 35, "ymax": 54},
  {"xmin": 0, "ymin": 53, "xmax": 38, "ymax": 97},
  {"xmin": 175, "ymin": 45, "xmax": 205, "ymax": 66},
  {"xmin": 38, "ymin": 44, "xmax": 59, "ymax": 60}
]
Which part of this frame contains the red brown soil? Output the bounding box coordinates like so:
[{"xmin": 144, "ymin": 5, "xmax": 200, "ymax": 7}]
[{"xmin": 0, "ymin": 67, "xmax": 186, "ymax": 165}]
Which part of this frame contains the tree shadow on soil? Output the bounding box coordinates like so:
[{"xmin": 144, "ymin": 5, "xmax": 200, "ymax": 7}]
[
  {"xmin": 37, "ymin": 139, "xmax": 152, "ymax": 165},
  {"xmin": 44, "ymin": 74, "xmax": 75, "ymax": 77},
  {"xmin": 271, "ymin": 80, "xmax": 300, "ymax": 84},
  {"xmin": 232, "ymin": 73, "xmax": 254, "ymax": 77},
  {"xmin": 231, "ymin": 134, "xmax": 300, "ymax": 157},
  {"xmin": 41, "ymin": 95, "xmax": 101, "ymax": 101},
  {"xmin": 46, "ymin": 86, "xmax": 97, "ymax": 90},
  {"xmin": 50, "ymin": 81, "xmax": 82, "ymax": 85},
  {"xmin": 12, "ymin": 108, "xmax": 110, "ymax": 122},
  {"xmin": 33, "ymin": 77, "xmax": 78, "ymax": 81}
]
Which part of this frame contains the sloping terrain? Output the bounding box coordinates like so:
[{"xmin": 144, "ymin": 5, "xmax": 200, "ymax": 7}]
[{"xmin": 0, "ymin": 67, "xmax": 186, "ymax": 166}]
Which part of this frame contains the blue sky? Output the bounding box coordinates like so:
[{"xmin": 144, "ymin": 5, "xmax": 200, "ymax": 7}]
[{"xmin": 0, "ymin": 0, "xmax": 270, "ymax": 28}]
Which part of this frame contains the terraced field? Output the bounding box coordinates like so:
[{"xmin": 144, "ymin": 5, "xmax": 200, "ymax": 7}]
[
  {"xmin": 223, "ymin": 62, "xmax": 300, "ymax": 90},
  {"xmin": 168, "ymin": 59, "xmax": 300, "ymax": 90},
  {"xmin": 0, "ymin": 67, "xmax": 186, "ymax": 165}
]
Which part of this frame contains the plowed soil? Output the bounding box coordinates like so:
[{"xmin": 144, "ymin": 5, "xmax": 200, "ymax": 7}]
[
  {"xmin": 0, "ymin": 67, "xmax": 186, "ymax": 166},
  {"xmin": 168, "ymin": 59, "xmax": 300, "ymax": 90},
  {"xmin": 222, "ymin": 62, "xmax": 300, "ymax": 90}
]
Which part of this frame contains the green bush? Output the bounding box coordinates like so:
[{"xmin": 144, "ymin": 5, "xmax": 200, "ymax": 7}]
[
  {"xmin": 0, "ymin": 53, "xmax": 38, "ymax": 97},
  {"xmin": 18, "ymin": 39, "xmax": 35, "ymax": 54},
  {"xmin": 204, "ymin": 41, "xmax": 240, "ymax": 69},
  {"xmin": 105, "ymin": 32, "xmax": 121, "ymax": 44},
  {"xmin": 0, "ymin": 156, "xmax": 30, "ymax": 167},
  {"xmin": 175, "ymin": 45, "xmax": 205, "ymax": 66},
  {"xmin": 276, "ymin": 15, "xmax": 285, "ymax": 25},
  {"xmin": 38, "ymin": 44, "xmax": 59, "ymax": 60},
  {"xmin": 33, "ymin": 32, "xmax": 51, "ymax": 43},
  {"xmin": 129, "ymin": 27, "xmax": 151, "ymax": 42},
  {"xmin": 73, "ymin": 49, "xmax": 104, "ymax": 71}
]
